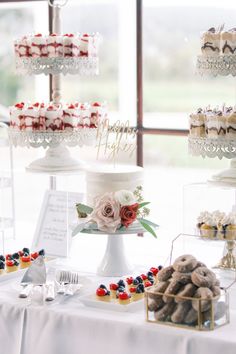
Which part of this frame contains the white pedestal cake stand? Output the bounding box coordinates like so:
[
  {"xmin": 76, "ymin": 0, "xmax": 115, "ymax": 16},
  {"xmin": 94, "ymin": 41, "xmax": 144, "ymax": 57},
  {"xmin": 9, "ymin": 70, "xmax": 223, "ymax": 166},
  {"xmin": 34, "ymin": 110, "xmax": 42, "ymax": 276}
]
[
  {"xmin": 81, "ymin": 224, "xmax": 153, "ymax": 277},
  {"xmin": 8, "ymin": 129, "xmax": 97, "ymax": 173}
]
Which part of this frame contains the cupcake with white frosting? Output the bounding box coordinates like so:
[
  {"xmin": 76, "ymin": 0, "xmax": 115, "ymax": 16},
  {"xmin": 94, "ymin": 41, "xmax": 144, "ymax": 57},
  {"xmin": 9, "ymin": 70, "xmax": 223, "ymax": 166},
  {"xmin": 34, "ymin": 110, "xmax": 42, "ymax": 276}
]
[
  {"xmin": 197, "ymin": 211, "xmax": 218, "ymax": 238},
  {"xmin": 218, "ymin": 212, "xmax": 236, "ymax": 240},
  {"xmin": 201, "ymin": 27, "xmax": 221, "ymax": 56}
]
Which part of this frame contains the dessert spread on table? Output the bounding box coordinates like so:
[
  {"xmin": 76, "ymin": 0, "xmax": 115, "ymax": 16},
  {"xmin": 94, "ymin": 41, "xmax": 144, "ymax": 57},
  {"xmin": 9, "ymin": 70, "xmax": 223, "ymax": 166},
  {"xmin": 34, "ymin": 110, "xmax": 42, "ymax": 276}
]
[
  {"xmin": 9, "ymin": 101, "xmax": 106, "ymax": 131},
  {"xmin": 189, "ymin": 105, "xmax": 236, "ymax": 139},
  {"xmin": 146, "ymin": 255, "xmax": 225, "ymax": 327},
  {"xmin": 201, "ymin": 26, "xmax": 236, "ymax": 56},
  {"xmin": 0, "ymin": 248, "xmax": 45, "ymax": 274},
  {"xmin": 95, "ymin": 266, "xmax": 162, "ymax": 305},
  {"xmin": 14, "ymin": 33, "xmax": 100, "ymax": 59},
  {"xmin": 197, "ymin": 210, "xmax": 236, "ymax": 239}
]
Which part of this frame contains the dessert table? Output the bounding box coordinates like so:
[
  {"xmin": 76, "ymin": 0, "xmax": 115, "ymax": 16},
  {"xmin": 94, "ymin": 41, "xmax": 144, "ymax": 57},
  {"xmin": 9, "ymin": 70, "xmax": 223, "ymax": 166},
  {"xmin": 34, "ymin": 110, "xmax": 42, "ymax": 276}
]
[{"xmin": 0, "ymin": 271, "xmax": 236, "ymax": 354}]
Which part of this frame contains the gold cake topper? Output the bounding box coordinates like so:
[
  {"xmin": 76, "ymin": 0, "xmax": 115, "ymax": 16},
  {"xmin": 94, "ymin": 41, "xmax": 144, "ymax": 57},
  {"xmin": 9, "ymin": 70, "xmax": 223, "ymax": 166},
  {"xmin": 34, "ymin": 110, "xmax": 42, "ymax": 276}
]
[{"xmin": 96, "ymin": 118, "xmax": 137, "ymax": 162}]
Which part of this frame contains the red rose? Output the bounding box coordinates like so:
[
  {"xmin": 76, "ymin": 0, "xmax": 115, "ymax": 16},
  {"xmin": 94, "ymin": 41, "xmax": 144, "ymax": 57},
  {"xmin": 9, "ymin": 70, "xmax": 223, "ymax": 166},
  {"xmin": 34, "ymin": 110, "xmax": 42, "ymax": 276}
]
[{"xmin": 120, "ymin": 203, "xmax": 139, "ymax": 228}]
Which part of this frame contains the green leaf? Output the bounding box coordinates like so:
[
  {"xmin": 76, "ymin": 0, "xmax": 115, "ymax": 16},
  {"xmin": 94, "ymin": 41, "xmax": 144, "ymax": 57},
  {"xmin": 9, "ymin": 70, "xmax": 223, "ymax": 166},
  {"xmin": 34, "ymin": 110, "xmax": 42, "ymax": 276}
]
[
  {"xmin": 76, "ymin": 203, "xmax": 93, "ymax": 215},
  {"xmin": 138, "ymin": 202, "xmax": 150, "ymax": 209},
  {"xmin": 138, "ymin": 218, "xmax": 159, "ymax": 228},
  {"xmin": 137, "ymin": 218, "xmax": 157, "ymax": 238}
]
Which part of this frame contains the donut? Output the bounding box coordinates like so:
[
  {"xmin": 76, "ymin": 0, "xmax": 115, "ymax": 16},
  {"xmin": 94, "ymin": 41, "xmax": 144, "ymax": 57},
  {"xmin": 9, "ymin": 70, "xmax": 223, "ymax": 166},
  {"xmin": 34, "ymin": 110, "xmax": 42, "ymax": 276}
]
[
  {"xmin": 184, "ymin": 307, "xmax": 198, "ymax": 325},
  {"xmin": 192, "ymin": 287, "xmax": 213, "ymax": 312},
  {"xmin": 194, "ymin": 261, "xmax": 206, "ymax": 269},
  {"xmin": 154, "ymin": 302, "xmax": 176, "ymax": 321},
  {"xmin": 171, "ymin": 302, "xmax": 191, "ymax": 323},
  {"xmin": 172, "ymin": 271, "xmax": 192, "ymax": 284},
  {"xmin": 163, "ymin": 280, "xmax": 181, "ymax": 303},
  {"xmin": 148, "ymin": 298, "xmax": 164, "ymax": 312},
  {"xmin": 175, "ymin": 283, "xmax": 197, "ymax": 303},
  {"xmin": 173, "ymin": 254, "xmax": 198, "ymax": 273},
  {"xmin": 191, "ymin": 267, "xmax": 216, "ymax": 288},
  {"xmin": 157, "ymin": 266, "xmax": 174, "ymax": 282},
  {"xmin": 211, "ymin": 285, "xmax": 221, "ymax": 298},
  {"xmin": 149, "ymin": 281, "xmax": 170, "ymax": 300}
]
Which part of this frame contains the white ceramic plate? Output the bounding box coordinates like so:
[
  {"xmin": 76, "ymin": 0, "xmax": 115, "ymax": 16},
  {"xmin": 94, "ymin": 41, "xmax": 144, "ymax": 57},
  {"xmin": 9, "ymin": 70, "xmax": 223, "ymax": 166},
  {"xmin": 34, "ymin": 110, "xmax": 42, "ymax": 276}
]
[{"xmin": 79, "ymin": 293, "xmax": 145, "ymax": 312}]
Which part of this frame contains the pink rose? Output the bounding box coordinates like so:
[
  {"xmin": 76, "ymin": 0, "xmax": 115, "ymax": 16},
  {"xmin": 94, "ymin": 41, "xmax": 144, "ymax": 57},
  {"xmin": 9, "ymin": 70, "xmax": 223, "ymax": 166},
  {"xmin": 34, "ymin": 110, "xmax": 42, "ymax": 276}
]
[{"xmin": 90, "ymin": 192, "xmax": 121, "ymax": 233}]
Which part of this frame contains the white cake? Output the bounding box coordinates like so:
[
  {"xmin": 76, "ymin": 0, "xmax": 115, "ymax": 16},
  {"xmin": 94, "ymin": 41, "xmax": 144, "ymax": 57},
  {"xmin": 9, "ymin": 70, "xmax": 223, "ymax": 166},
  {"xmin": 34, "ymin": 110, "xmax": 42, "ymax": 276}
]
[{"xmin": 86, "ymin": 165, "xmax": 143, "ymax": 206}]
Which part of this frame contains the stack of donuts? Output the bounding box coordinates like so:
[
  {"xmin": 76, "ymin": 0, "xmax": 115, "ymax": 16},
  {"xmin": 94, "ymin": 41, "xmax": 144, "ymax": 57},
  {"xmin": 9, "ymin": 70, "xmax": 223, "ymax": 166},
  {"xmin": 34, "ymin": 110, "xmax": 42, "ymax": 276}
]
[{"xmin": 147, "ymin": 254, "xmax": 225, "ymax": 326}]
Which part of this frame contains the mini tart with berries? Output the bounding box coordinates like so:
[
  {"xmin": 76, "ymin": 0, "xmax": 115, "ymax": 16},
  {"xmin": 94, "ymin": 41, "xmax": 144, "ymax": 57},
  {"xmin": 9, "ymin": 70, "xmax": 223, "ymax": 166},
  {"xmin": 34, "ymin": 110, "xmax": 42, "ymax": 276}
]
[
  {"xmin": 118, "ymin": 292, "xmax": 131, "ymax": 305},
  {"xmin": 126, "ymin": 276, "xmax": 134, "ymax": 289},
  {"xmin": 129, "ymin": 286, "xmax": 137, "ymax": 299},
  {"xmin": 109, "ymin": 283, "xmax": 119, "ymax": 298},
  {"xmin": 132, "ymin": 284, "xmax": 145, "ymax": 301},
  {"xmin": 20, "ymin": 255, "xmax": 31, "ymax": 269},
  {"xmin": 96, "ymin": 287, "xmax": 111, "ymax": 302},
  {"xmin": 0, "ymin": 260, "xmax": 5, "ymax": 274},
  {"xmin": 6, "ymin": 259, "xmax": 19, "ymax": 273},
  {"xmin": 144, "ymin": 280, "xmax": 153, "ymax": 288}
]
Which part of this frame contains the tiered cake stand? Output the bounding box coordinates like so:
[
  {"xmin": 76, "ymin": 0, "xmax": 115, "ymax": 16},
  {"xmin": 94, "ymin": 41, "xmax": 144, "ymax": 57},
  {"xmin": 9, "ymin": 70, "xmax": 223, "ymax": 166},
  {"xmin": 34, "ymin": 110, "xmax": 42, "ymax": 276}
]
[
  {"xmin": 8, "ymin": 1, "xmax": 99, "ymax": 173},
  {"xmin": 187, "ymin": 54, "xmax": 236, "ymax": 270}
]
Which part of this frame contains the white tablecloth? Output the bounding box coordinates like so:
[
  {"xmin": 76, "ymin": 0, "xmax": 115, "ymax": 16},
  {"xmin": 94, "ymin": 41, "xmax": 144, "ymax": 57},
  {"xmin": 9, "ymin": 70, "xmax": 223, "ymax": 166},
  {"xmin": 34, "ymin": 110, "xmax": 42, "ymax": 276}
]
[{"xmin": 0, "ymin": 271, "xmax": 236, "ymax": 354}]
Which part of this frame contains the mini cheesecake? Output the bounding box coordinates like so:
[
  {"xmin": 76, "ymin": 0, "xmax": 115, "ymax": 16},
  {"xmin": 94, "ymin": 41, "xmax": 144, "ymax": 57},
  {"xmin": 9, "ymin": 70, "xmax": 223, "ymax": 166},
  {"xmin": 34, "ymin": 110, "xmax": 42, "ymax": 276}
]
[
  {"xmin": 6, "ymin": 259, "xmax": 19, "ymax": 273},
  {"xmin": 118, "ymin": 292, "xmax": 131, "ymax": 305},
  {"xmin": 96, "ymin": 287, "xmax": 111, "ymax": 302}
]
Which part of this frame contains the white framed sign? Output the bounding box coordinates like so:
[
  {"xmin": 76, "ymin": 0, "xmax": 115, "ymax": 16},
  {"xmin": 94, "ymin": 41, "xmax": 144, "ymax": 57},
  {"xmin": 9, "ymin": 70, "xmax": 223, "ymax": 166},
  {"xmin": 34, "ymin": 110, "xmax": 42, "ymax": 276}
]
[{"xmin": 32, "ymin": 190, "xmax": 83, "ymax": 257}]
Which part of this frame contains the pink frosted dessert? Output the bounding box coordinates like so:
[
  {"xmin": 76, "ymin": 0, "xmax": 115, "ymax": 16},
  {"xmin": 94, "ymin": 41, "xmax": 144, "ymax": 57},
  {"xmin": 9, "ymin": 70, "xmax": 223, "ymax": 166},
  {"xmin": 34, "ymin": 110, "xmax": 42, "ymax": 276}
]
[
  {"xmin": 31, "ymin": 34, "xmax": 48, "ymax": 58},
  {"xmin": 90, "ymin": 102, "xmax": 106, "ymax": 127},
  {"xmin": 10, "ymin": 103, "xmax": 25, "ymax": 130},
  {"xmin": 80, "ymin": 103, "xmax": 90, "ymax": 127},
  {"xmin": 24, "ymin": 104, "xmax": 40, "ymax": 131},
  {"xmin": 18, "ymin": 36, "xmax": 31, "ymax": 57},
  {"xmin": 45, "ymin": 104, "xmax": 64, "ymax": 131},
  {"xmin": 47, "ymin": 33, "xmax": 63, "ymax": 58},
  {"xmin": 63, "ymin": 34, "xmax": 74, "ymax": 57},
  {"xmin": 63, "ymin": 103, "xmax": 80, "ymax": 130},
  {"xmin": 80, "ymin": 34, "xmax": 90, "ymax": 56}
]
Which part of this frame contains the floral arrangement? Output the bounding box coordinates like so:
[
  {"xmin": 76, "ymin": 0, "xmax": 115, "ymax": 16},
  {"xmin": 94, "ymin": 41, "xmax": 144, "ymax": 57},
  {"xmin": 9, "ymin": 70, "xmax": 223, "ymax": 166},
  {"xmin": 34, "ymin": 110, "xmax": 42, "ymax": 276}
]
[{"xmin": 72, "ymin": 186, "xmax": 158, "ymax": 237}]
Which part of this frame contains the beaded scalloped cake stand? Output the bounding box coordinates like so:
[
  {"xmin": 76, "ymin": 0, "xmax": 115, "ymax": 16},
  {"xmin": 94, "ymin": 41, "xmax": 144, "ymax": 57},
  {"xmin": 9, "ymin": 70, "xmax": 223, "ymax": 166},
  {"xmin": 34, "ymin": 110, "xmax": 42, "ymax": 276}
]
[
  {"xmin": 196, "ymin": 55, "xmax": 236, "ymax": 76},
  {"xmin": 188, "ymin": 136, "xmax": 236, "ymax": 186},
  {"xmin": 8, "ymin": 128, "xmax": 97, "ymax": 172}
]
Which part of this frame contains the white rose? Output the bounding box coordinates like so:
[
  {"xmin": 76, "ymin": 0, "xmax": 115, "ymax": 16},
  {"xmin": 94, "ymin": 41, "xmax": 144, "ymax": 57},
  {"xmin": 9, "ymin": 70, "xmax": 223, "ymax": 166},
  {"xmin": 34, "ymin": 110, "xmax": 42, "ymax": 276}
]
[{"xmin": 114, "ymin": 190, "xmax": 137, "ymax": 206}]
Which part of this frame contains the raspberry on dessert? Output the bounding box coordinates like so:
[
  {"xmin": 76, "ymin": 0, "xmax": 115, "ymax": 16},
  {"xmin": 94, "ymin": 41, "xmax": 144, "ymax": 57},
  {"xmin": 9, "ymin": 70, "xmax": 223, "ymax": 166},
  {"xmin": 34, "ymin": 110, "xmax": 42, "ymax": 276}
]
[
  {"xmin": 15, "ymin": 103, "xmax": 24, "ymax": 109},
  {"xmin": 6, "ymin": 254, "xmax": 12, "ymax": 261},
  {"xmin": 144, "ymin": 281, "xmax": 152, "ymax": 288},
  {"xmin": 129, "ymin": 287, "xmax": 136, "ymax": 293},
  {"xmin": 18, "ymin": 250, "xmax": 24, "ymax": 257},
  {"xmin": 31, "ymin": 252, "xmax": 38, "ymax": 260},
  {"xmin": 93, "ymin": 102, "xmax": 101, "ymax": 107},
  {"xmin": 6, "ymin": 260, "xmax": 14, "ymax": 267},
  {"xmin": 21, "ymin": 255, "xmax": 31, "ymax": 262},
  {"xmin": 68, "ymin": 104, "xmax": 75, "ymax": 109},
  {"xmin": 126, "ymin": 277, "xmax": 133, "ymax": 285},
  {"xmin": 35, "ymin": 33, "xmax": 42, "ymax": 37},
  {"xmin": 96, "ymin": 288, "xmax": 106, "ymax": 296},
  {"xmin": 109, "ymin": 283, "xmax": 118, "ymax": 291},
  {"xmin": 150, "ymin": 267, "xmax": 159, "ymax": 276},
  {"xmin": 118, "ymin": 292, "xmax": 130, "ymax": 300},
  {"xmin": 141, "ymin": 274, "xmax": 148, "ymax": 280},
  {"xmin": 33, "ymin": 102, "xmax": 40, "ymax": 107},
  {"xmin": 50, "ymin": 33, "xmax": 57, "ymax": 36}
]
